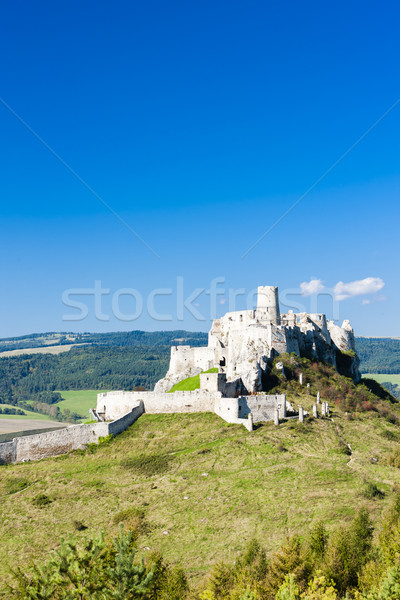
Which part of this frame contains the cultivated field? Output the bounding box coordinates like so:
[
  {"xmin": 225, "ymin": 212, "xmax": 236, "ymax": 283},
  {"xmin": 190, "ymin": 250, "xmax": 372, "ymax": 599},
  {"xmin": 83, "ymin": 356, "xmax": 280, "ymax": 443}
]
[
  {"xmin": 363, "ymin": 373, "xmax": 400, "ymax": 386},
  {"xmin": 0, "ymin": 419, "xmax": 65, "ymax": 435},
  {"xmin": 0, "ymin": 343, "xmax": 88, "ymax": 358},
  {"xmin": 0, "ymin": 403, "xmax": 52, "ymax": 422}
]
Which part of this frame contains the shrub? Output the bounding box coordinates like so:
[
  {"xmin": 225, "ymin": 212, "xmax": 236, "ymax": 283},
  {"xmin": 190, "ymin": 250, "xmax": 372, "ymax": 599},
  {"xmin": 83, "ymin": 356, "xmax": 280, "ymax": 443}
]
[
  {"xmin": 113, "ymin": 507, "xmax": 148, "ymax": 535},
  {"xmin": 73, "ymin": 520, "xmax": 88, "ymax": 531},
  {"xmin": 381, "ymin": 429, "xmax": 398, "ymax": 441},
  {"xmin": 387, "ymin": 448, "xmax": 400, "ymax": 468},
  {"xmin": 85, "ymin": 434, "xmax": 114, "ymax": 454},
  {"xmin": 32, "ymin": 493, "xmax": 52, "ymax": 507},
  {"xmin": 276, "ymin": 443, "xmax": 287, "ymax": 453},
  {"xmin": 120, "ymin": 453, "xmax": 173, "ymax": 477},
  {"xmin": 362, "ymin": 482, "xmax": 385, "ymax": 500},
  {"xmin": 336, "ymin": 440, "xmax": 351, "ymax": 456},
  {"xmin": 10, "ymin": 528, "xmax": 156, "ymax": 599}
]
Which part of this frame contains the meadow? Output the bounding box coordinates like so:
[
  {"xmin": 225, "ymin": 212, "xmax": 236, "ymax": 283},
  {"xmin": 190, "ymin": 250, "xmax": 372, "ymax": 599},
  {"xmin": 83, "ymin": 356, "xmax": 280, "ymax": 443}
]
[
  {"xmin": 2, "ymin": 403, "xmax": 400, "ymax": 588},
  {"xmin": 57, "ymin": 390, "xmax": 105, "ymax": 419},
  {"xmin": 0, "ymin": 403, "xmax": 52, "ymax": 421},
  {"xmin": 363, "ymin": 373, "xmax": 400, "ymax": 386}
]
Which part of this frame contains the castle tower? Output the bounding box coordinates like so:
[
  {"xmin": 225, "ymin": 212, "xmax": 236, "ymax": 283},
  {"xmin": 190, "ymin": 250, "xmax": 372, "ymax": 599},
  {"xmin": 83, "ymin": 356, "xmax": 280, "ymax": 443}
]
[{"xmin": 256, "ymin": 285, "xmax": 281, "ymax": 324}]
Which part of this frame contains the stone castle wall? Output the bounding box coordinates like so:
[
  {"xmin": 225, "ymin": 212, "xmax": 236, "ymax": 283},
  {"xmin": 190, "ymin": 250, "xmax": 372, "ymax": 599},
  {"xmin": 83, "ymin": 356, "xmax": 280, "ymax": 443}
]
[
  {"xmin": 0, "ymin": 406, "xmax": 143, "ymax": 465},
  {"xmin": 98, "ymin": 389, "xmax": 221, "ymax": 421},
  {"xmin": 97, "ymin": 389, "xmax": 287, "ymax": 431}
]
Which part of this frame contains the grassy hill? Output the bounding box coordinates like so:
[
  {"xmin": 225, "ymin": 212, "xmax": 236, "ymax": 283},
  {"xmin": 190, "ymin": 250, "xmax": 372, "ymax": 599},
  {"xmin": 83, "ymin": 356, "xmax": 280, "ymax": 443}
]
[{"xmin": 2, "ymin": 358, "xmax": 400, "ymax": 591}]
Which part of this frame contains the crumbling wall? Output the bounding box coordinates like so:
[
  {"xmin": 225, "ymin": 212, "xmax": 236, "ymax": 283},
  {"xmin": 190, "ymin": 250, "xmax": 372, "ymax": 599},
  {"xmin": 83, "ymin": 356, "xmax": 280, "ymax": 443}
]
[
  {"xmin": 154, "ymin": 345, "xmax": 215, "ymax": 392},
  {"xmin": 238, "ymin": 394, "xmax": 286, "ymax": 422},
  {"xmin": 0, "ymin": 408, "xmax": 142, "ymax": 465}
]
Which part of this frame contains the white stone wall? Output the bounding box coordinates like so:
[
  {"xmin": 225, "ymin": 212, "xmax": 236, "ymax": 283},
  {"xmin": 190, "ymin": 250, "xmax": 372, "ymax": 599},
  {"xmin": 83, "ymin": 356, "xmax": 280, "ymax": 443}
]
[
  {"xmin": 98, "ymin": 389, "xmax": 221, "ymax": 421},
  {"xmin": 238, "ymin": 394, "xmax": 286, "ymax": 421},
  {"xmin": 256, "ymin": 285, "xmax": 281, "ymax": 324},
  {"xmin": 0, "ymin": 408, "xmax": 142, "ymax": 464},
  {"xmin": 0, "ymin": 440, "xmax": 16, "ymax": 464},
  {"xmin": 154, "ymin": 345, "xmax": 215, "ymax": 392}
]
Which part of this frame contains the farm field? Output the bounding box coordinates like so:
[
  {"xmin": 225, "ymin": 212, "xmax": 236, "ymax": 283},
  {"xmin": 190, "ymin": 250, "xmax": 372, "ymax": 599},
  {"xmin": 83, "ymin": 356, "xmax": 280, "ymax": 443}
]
[
  {"xmin": 57, "ymin": 390, "xmax": 106, "ymax": 419},
  {"xmin": 0, "ymin": 419, "xmax": 66, "ymax": 436},
  {"xmin": 0, "ymin": 403, "xmax": 52, "ymax": 421},
  {"xmin": 0, "ymin": 343, "xmax": 87, "ymax": 358},
  {"xmin": 363, "ymin": 373, "xmax": 400, "ymax": 385}
]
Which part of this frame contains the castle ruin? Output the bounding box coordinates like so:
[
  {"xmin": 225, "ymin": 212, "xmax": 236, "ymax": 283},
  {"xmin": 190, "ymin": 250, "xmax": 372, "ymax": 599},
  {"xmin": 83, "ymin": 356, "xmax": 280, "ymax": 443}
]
[{"xmin": 97, "ymin": 285, "xmax": 360, "ymax": 430}]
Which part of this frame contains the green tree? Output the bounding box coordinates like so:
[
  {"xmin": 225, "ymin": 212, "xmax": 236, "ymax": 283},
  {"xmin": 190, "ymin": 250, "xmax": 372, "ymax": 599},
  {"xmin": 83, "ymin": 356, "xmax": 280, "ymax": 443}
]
[{"xmin": 9, "ymin": 529, "xmax": 154, "ymax": 599}]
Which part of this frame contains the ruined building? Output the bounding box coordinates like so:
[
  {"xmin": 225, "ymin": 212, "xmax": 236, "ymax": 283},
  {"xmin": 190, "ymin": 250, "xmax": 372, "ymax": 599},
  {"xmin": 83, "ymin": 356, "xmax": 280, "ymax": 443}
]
[{"xmin": 96, "ymin": 285, "xmax": 360, "ymax": 430}]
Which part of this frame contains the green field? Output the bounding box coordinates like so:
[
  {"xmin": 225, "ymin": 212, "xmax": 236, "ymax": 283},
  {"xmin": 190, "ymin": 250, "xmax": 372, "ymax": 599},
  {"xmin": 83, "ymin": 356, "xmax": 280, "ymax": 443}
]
[
  {"xmin": 363, "ymin": 373, "xmax": 400, "ymax": 386},
  {"xmin": 57, "ymin": 390, "xmax": 105, "ymax": 419},
  {"xmin": 0, "ymin": 403, "xmax": 51, "ymax": 421}
]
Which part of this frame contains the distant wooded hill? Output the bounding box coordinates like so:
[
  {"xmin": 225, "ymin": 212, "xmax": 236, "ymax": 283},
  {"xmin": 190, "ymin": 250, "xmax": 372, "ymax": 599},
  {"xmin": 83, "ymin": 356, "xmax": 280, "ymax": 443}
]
[
  {"xmin": 0, "ymin": 332, "xmax": 208, "ymax": 419},
  {"xmin": 355, "ymin": 337, "xmax": 400, "ymax": 374},
  {"xmin": 0, "ymin": 331, "xmax": 399, "ymax": 417}
]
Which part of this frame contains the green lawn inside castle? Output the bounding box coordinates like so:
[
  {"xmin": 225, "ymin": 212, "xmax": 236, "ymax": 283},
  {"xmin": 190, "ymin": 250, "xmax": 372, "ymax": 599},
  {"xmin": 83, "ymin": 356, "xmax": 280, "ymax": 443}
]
[{"xmin": 168, "ymin": 368, "xmax": 219, "ymax": 392}]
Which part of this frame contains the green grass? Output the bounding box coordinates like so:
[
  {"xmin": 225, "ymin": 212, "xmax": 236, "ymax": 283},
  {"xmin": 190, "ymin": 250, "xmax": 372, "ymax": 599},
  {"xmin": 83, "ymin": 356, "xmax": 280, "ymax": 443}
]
[
  {"xmin": 56, "ymin": 390, "xmax": 106, "ymax": 419},
  {"xmin": 0, "ymin": 403, "xmax": 52, "ymax": 421},
  {"xmin": 2, "ymin": 405, "xmax": 400, "ymax": 587},
  {"xmin": 168, "ymin": 368, "xmax": 219, "ymax": 393},
  {"xmin": 363, "ymin": 373, "xmax": 400, "ymax": 386}
]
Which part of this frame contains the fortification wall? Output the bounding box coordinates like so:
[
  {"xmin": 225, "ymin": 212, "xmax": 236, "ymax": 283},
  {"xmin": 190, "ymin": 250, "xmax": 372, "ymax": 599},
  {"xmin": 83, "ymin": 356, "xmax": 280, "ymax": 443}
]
[
  {"xmin": 97, "ymin": 391, "xmax": 144, "ymax": 420},
  {"xmin": 256, "ymin": 286, "xmax": 280, "ymax": 324},
  {"xmin": 169, "ymin": 345, "xmax": 214, "ymax": 376},
  {"xmin": 98, "ymin": 390, "xmax": 221, "ymax": 421},
  {"xmin": 0, "ymin": 408, "xmax": 142, "ymax": 464},
  {"xmin": 238, "ymin": 394, "xmax": 286, "ymax": 422},
  {"xmin": 0, "ymin": 440, "xmax": 16, "ymax": 464}
]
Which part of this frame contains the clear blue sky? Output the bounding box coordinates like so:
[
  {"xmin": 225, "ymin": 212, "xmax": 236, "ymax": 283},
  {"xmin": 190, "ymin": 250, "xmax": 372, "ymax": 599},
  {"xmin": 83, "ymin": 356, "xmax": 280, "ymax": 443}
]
[{"xmin": 0, "ymin": 0, "xmax": 399, "ymax": 337}]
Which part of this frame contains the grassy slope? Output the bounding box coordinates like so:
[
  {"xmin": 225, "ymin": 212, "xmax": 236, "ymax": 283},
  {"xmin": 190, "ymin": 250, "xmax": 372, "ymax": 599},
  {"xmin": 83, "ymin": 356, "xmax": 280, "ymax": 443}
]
[
  {"xmin": 168, "ymin": 368, "xmax": 219, "ymax": 392},
  {"xmin": 57, "ymin": 390, "xmax": 105, "ymax": 419},
  {"xmin": 2, "ymin": 402, "xmax": 400, "ymax": 586}
]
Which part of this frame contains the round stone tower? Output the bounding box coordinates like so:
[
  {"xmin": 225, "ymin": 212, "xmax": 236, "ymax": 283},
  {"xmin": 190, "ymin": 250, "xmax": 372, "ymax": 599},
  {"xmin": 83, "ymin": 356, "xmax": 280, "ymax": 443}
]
[{"xmin": 256, "ymin": 285, "xmax": 281, "ymax": 324}]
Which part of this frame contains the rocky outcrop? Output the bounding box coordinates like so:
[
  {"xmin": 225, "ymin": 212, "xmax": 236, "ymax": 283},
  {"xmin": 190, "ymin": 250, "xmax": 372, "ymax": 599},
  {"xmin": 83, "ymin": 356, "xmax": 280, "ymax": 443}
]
[{"xmin": 154, "ymin": 285, "xmax": 361, "ymax": 393}]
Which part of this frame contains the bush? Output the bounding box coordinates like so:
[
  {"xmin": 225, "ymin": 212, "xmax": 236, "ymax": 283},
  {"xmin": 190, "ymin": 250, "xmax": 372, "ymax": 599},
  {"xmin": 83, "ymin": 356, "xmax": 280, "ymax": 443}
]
[
  {"xmin": 10, "ymin": 528, "xmax": 156, "ymax": 599},
  {"xmin": 336, "ymin": 440, "xmax": 351, "ymax": 456},
  {"xmin": 381, "ymin": 429, "xmax": 398, "ymax": 441},
  {"xmin": 120, "ymin": 453, "xmax": 173, "ymax": 477},
  {"xmin": 73, "ymin": 520, "xmax": 88, "ymax": 531},
  {"xmin": 362, "ymin": 482, "xmax": 385, "ymax": 500},
  {"xmin": 113, "ymin": 507, "xmax": 148, "ymax": 535},
  {"xmin": 387, "ymin": 448, "xmax": 400, "ymax": 468},
  {"xmin": 32, "ymin": 493, "xmax": 52, "ymax": 507},
  {"xmin": 85, "ymin": 434, "xmax": 114, "ymax": 454}
]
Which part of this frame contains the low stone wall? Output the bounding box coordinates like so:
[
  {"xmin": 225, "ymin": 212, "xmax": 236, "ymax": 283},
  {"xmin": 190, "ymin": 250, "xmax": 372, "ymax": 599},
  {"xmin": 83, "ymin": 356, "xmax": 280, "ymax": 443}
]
[
  {"xmin": 108, "ymin": 403, "xmax": 144, "ymax": 435},
  {"xmin": 0, "ymin": 405, "xmax": 143, "ymax": 465}
]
